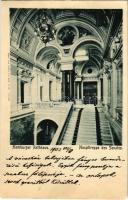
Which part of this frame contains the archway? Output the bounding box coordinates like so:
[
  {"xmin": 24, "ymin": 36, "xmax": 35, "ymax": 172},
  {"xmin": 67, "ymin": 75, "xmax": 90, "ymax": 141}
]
[{"xmin": 37, "ymin": 119, "xmax": 58, "ymax": 145}]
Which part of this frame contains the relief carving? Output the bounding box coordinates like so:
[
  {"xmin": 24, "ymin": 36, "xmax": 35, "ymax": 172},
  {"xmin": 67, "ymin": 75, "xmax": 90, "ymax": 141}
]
[
  {"xmin": 17, "ymin": 68, "xmax": 34, "ymax": 81},
  {"xmin": 20, "ymin": 29, "xmax": 33, "ymax": 51}
]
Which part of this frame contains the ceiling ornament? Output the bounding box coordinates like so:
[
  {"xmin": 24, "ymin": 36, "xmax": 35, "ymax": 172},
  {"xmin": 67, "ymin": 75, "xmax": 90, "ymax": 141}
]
[
  {"xmin": 30, "ymin": 10, "xmax": 56, "ymax": 45},
  {"xmin": 57, "ymin": 26, "xmax": 77, "ymax": 46}
]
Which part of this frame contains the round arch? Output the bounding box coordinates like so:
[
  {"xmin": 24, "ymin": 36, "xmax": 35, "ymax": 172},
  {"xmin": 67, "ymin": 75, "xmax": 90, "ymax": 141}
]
[
  {"xmin": 55, "ymin": 19, "xmax": 105, "ymax": 44},
  {"xmin": 71, "ymin": 36, "xmax": 103, "ymax": 58},
  {"xmin": 35, "ymin": 44, "xmax": 63, "ymax": 63},
  {"xmin": 37, "ymin": 119, "xmax": 58, "ymax": 145}
]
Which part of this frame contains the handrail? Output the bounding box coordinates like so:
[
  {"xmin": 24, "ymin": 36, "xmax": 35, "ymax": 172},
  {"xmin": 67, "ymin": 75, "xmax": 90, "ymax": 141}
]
[
  {"xmin": 95, "ymin": 107, "xmax": 102, "ymax": 145},
  {"xmin": 72, "ymin": 108, "xmax": 83, "ymax": 145},
  {"xmin": 56, "ymin": 104, "xmax": 73, "ymax": 145},
  {"xmin": 108, "ymin": 124, "xmax": 115, "ymax": 145}
]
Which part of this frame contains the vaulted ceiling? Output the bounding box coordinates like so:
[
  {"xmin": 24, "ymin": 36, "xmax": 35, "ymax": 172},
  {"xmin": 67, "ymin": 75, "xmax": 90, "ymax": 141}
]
[{"xmin": 10, "ymin": 9, "xmax": 122, "ymax": 72}]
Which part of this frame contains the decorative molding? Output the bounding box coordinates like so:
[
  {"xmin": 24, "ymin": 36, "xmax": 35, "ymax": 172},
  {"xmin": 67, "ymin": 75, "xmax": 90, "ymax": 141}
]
[
  {"xmin": 17, "ymin": 57, "xmax": 33, "ymax": 69},
  {"xmin": 103, "ymin": 60, "xmax": 112, "ymax": 76},
  {"xmin": 10, "ymin": 47, "xmax": 34, "ymax": 65},
  {"xmin": 17, "ymin": 68, "xmax": 34, "ymax": 82}
]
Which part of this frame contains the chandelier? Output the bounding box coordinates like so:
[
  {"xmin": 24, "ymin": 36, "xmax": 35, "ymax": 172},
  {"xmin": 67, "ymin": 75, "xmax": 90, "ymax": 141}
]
[{"xmin": 31, "ymin": 10, "xmax": 56, "ymax": 45}]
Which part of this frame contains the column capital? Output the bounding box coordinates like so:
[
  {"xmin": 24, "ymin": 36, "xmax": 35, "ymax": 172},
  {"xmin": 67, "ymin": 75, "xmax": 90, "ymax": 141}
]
[
  {"xmin": 59, "ymin": 57, "xmax": 74, "ymax": 71},
  {"xmin": 103, "ymin": 60, "xmax": 112, "ymax": 76}
]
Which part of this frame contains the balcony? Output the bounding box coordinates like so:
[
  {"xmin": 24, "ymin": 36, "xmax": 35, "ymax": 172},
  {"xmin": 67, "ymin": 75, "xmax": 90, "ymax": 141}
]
[{"xmin": 11, "ymin": 103, "xmax": 35, "ymax": 121}]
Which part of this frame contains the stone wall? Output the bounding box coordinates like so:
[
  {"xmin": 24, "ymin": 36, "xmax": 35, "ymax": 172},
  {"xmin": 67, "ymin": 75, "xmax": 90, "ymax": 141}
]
[{"xmin": 10, "ymin": 114, "xmax": 34, "ymax": 145}]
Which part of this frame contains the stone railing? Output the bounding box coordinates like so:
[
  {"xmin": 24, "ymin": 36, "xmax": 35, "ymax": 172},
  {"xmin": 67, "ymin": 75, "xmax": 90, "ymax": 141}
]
[
  {"xmin": 22, "ymin": 103, "xmax": 30, "ymax": 109},
  {"xmin": 116, "ymin": 107, "xmax": 122, "ymax": 124},
  {"xmin": 34, "ymin": 101, "xmax": 72, "ymax": 110}
]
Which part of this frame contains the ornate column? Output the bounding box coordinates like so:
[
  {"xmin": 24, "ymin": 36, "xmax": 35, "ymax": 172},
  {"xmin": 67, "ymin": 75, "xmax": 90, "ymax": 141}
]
[
  {"xmin": 62, "ymin": 71, "xmax": 65, "ymax": 101},
  {"xmin": 60, "ymin": 57, "xmax": 74, "ymax": 101}
]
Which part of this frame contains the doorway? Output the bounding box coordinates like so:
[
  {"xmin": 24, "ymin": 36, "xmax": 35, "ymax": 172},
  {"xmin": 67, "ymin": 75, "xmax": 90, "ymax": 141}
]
[
  {"xmin": 37, "ymin": 119, "xmax": 58, "ymax": 145},
  {"xmin": 83, "ymin": 81, "xmax": 97, "ymax": 104},
  {"xmin": 21, "ymin": 81, "xmax": 24, "ymax": 103}
]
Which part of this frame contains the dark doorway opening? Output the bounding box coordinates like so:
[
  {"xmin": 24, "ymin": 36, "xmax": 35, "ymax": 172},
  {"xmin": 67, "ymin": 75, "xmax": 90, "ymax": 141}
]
[
  {"xmin": 83, "ymin": 81, "xmax": 97, "ymax": 105},
  {"xmin": 37, "ymin": 119, "xmax": 58, "ymax": 145}
]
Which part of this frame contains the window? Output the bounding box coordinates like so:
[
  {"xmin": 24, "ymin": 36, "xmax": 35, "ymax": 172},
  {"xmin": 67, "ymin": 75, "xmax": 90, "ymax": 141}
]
[
  {"xmin": 21, "ymin": 81, "xmax": 24, "ymax": 103},
  {"xmin": 87, "ymin": 68, "xmax": 93, "ymax": 74},
  {"xmin": 40, "ymin": 86, "xmax": 43, "ymax": 101}
]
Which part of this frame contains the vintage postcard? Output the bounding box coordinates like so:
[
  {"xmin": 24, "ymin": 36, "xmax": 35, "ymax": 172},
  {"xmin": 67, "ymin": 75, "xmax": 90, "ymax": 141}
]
[{"xmin": 0, "ymin": 0, "xmax": 127, "ymax": 199}]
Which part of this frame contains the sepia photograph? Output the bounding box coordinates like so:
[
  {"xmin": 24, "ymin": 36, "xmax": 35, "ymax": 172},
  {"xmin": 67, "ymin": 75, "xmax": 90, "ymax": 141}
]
[
  {"xmin": 1, "ymin": 1, "xmax": 127, "ymax": 199},
  {"xmin": 10, "ymin": 8, "xmax": 123, "ymax": 146}
]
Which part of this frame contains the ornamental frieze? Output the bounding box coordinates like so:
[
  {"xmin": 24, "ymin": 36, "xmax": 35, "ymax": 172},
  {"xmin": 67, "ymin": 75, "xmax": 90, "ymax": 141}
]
[{"xmin": 17, "ymin": 57, "xmax": 33, "ymax": 70}]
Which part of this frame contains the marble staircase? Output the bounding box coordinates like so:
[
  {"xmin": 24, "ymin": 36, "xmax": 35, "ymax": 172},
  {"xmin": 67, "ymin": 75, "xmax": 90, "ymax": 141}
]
[
  {"xmin": 76, "ymin": 105, "xmax": 97, "ymax": 145},
  {"xmin": 61, "ymin": 109, "xmax": 79, "ymax": 145},
  {"xmin": 98, "ymin": 111, "xmax": 114, "ymax": 145}
]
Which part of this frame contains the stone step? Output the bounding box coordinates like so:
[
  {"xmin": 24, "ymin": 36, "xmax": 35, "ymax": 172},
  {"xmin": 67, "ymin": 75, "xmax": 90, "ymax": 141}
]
[
  {"xmin": 77, "ymin": 105, "xmax": 97, "ymax": 145},
  {"xmin": 76, "ymin": 141, "xmax": 97, "ymax": 145},
  {"xmin": 61, "ymin": 109, "xmax": 79, "ymax": 145}
]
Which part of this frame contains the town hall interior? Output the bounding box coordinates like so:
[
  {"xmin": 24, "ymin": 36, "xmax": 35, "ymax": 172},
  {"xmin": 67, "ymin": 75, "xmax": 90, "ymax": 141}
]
[{"xmin": 10, "ymin": 9, "xmax": 122, "ymax": 145}]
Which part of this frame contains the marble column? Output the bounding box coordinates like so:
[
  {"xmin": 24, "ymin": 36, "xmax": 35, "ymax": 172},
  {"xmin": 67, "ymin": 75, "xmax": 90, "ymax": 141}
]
[
  {"xmin": 58, "ymin": 79, "xmax": 61, "ymax": 101},
  {"xmin": 77, "ymin": 83, "xmax": 80, "ymax": 99},
  {"xmin": 107, "ymin": 76, "xmax": 111, "ymax": 105},
  {"xmin": 69, "ymin": 71, "xmax": 72, "ymax": 100},
  {"xmin": 103, "ymin": 73, "xmax": 108, "ymax": 108},
  {"xmin": 53, "ymin": 77, "xmax": 57, "ymax": 101},
  {"xmin": 111, "ymin": 62, "xmax": 117, "ymax": 118},
  {"xmin": 44, "ymin": 73, "xmax": 50, "ymax": 101},
  {"xmin": 97, "ymin": 79, "xmax": 101, "ymax": 105},
  {"xmin": 81, "ymin": 81, "xmax": 83, "ymax": 101},
  {"xmin": 62, "ymin": 71, "xmax": 65, "ymax": 100},
  {"xmin": 117, "ymin": 68, "xmax": 122, "ymax": 107},
  {"xmin": 74, "ymin": 81, "xmax": 76, "ymax": 100}
]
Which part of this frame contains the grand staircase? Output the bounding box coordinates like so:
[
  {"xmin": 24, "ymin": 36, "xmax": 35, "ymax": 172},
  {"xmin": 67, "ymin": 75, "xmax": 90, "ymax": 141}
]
[
  {"xmin": 61, "ymin": 109, "xmax": 80, "ymax": 145},
  {"xmin": 98, "ymin": 110, "xmax": 114, "ymax": 145},
  {"xmin": 76, "ymin": 105, "xmax": 97, "ymax": 145},
  {"xmin": 59, "ymin": 104, "xmax": 114, "ymax": 145}
]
